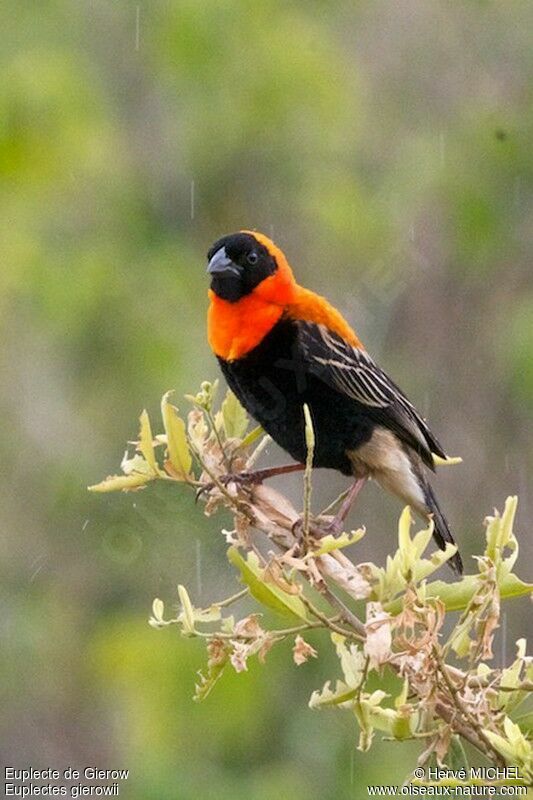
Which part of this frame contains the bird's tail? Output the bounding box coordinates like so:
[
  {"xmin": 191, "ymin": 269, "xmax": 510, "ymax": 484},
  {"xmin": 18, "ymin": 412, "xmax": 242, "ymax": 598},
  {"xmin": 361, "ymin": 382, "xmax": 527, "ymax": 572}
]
[{"xmin": 422, "ymin": 482, "xmax": 463, "ymax": 575}]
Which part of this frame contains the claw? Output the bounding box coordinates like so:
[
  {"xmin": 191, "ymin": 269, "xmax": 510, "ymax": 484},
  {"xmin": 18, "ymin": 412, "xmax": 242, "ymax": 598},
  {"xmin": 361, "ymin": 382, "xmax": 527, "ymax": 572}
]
[
  {"xmin": 291, "ymin": 517, "xmax": 304, "ymax": 539},
  {"xmin": 195, "ymin": 470, "xmax": 259, "ymax": 502},
  {"xmin": 195, "ymin": 463, "xmax": 306, "ymax": 502}
]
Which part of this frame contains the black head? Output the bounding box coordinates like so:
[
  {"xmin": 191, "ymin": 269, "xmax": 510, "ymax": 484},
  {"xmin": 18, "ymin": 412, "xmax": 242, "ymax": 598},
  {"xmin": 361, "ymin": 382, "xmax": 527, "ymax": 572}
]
[{"xmin": 207, "ymin": 232, "xmax": 278, "ymax": 302}]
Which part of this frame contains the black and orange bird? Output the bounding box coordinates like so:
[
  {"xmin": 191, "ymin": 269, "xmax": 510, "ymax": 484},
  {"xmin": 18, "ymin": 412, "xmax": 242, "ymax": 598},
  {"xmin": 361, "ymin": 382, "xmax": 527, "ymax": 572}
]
[{"xmin": 206, "ymin": 230, "xmax": 463, "ymax": 574}]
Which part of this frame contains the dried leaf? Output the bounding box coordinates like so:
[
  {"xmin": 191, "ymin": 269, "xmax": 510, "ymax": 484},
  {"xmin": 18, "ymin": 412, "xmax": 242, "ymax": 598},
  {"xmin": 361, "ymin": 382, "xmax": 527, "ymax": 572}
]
[
  {"xmin": 251, "ymin": 484, "xmax": 300, "ymax": 528},
  {"xmin": 263, "ymin": 559, "xmax": 301, "ymax": 595},
  {"xmin": 230, "ymin": 641, "xmax": 250, "ymax": 673},
  {"xmin": 317, "ymin": 554, "xmax": 371, "ymax": 600},
  {"xmin": 364, "ymin": 603, "xmax": 392, "ymax": 668},
  {"xmin": 187, "ymin": 408, "xmax": 208, "ymax": 450},
  {"xmin": 233, "ymin": 614, "xmax": 265, "ymax": 639},
  {"xmin": 230, "ymin": 615, "xmax": 275, "ymax": 665},
  {"xmin": 293, "ymin": 635, "xmax": 318, "ymax": 666},
  {"xmin": 194, "ymin": 638, "xmax": 230, "ymax": 701}
]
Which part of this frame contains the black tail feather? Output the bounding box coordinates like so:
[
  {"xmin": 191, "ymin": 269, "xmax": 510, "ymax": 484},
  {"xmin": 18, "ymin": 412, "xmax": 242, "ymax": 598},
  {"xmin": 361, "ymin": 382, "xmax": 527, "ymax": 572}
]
[{"xmin": 423, "ymin": 483, "xmax": 463, "ymax": 575}]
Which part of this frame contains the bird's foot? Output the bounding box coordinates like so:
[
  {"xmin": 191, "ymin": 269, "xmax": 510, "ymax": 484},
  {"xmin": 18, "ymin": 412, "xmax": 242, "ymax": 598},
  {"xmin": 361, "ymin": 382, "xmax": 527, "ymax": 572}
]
[
  {"xmin": 196, "ymin": 462, "xmax": 305, "ymax": 502},
  {"xmin": 196, "ymin": 470, "xmax": 261, "ymax": 501},
  {"xmin": 321, "ymin": 516, "xmax": 345, "ymax": 537}
]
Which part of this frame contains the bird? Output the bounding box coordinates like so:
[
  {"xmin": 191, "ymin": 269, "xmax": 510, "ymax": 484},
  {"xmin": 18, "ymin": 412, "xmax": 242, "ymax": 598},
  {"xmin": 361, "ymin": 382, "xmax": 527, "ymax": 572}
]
[{"xmin": 205, "ymin": 230, "xmax": 463, "ymax": 574}]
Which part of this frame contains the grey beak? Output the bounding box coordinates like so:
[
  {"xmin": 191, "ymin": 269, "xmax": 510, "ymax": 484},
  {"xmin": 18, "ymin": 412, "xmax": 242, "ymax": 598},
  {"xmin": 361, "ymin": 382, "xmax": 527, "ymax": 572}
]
[{"xmin": 207, "ymin": 248, "xmax": 240, "ymax": 277}]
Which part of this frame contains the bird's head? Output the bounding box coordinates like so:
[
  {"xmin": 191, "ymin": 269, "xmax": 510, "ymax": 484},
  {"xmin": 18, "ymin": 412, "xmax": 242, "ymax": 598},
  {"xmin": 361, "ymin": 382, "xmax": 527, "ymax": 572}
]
[{"xmin": 207, "ymin": 231, "xmax": 296, "ymax": 305}]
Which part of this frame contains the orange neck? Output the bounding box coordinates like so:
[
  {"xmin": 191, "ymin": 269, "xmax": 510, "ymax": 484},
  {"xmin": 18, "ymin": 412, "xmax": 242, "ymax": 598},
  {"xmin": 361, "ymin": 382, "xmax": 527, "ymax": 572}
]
[
  {"xmin": 208, "ymin": 232, "xmax": 297, "ymax": 360},
  {"xmin": 208, "ymin": 283, "xmax": 362, "ymax": 361},
  {"xmin": 208, "ymin": 290, "xmax": 287, "ymax": 361},
  {"xmin": 207, "ymin": 230, "xmax": 362, "ymax": 360}
]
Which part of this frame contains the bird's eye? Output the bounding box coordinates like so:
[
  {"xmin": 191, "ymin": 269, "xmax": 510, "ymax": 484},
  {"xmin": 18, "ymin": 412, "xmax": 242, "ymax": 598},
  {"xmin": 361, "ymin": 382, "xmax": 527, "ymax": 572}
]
[{"xmin": 247, "ymin": 251, "xmax": 259, "ymax": 266}]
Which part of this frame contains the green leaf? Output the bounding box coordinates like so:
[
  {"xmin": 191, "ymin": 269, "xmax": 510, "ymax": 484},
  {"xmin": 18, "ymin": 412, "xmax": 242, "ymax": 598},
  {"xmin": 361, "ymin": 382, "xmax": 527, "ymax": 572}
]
[
  {"xmin": 309, "ymin": 680, "xmax": 358, "ymax": 708},
  {"xmin": 312, "ymin": 528, "xmax": 365, "ymax": 556},
  {"xmin": 448, "ymin": 735, "xmax": 470, "ymax": 772},
  {"xmin": 354, "ymin": 690, "xmax": 401, "ymax": 750},
  {"xmin": 498, "ymin": 639, "xmax": 531, "ymax": 713},
  {"xmin": 239, "ymin": 425, "xmax": 265, "ymax": 449},
  {"xmin": 484, "ymin": 717, "xmax": 533, "ymax": 770},
  {"xmin": 331, "ymin": 633, "xmax": 366, "ymax": 688},
  {"xmin": 152, "ymin": 598, "xmax": 165, "ymax": 622},
  {"xmin": 221, "ymin": 389, "xmax": 248, "ymax": 439},
  {"xmin": 161, "ymin": 391, "xmax": 192, "ymax": 479},
  {"xmin": 384, "ymin": 572, "xmax": 533, "ymax": 615},
  {"xmin": 513, "ymin": 712, "xmax": 533, "ymax": 738},
  {"xmin": 485, "ymin": 495, "xmax": 519, "ymax": 573},
  {"xmin": 398, "ymin": 505, "xmax": 416, "ymax": 575},
  {"xmin": 227, "ymin": 547, "xmax": 308, "ymax": 621},
  {"xmin": 87, "ymin": 473, "xmax": 151, "ymax": 493},
  {"xmin": 138, "ymin": 409, "xmax": 159, "ymax": 475},
  {"xmin": 177, "ymin": 584, "xmax": 196, "ymax": 635},
  {"xmin": 121, "ymin": 452, "xmax": 153, "ymax": 476},
  {"xmin": 450, "ymin": 625, "xmax": 472, "ymax": 658}
]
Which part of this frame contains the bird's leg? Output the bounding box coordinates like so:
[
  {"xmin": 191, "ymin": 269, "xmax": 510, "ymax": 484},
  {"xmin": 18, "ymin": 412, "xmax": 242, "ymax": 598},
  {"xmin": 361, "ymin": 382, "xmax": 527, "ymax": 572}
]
[
  {"xmin": 196, "ymin": 463, "xmax": 305, "ymax": 500},
  {"xmin": 322, "ymin": 477, "xmax": 367, "ymax": 536},
  {"xmin": 239, "ymin": 462, "xmax": 306, "ymax": 483}
]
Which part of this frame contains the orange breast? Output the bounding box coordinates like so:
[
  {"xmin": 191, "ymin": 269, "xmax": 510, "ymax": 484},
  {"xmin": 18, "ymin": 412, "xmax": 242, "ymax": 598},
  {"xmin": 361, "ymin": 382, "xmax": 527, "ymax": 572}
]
[{"xmin": 208, "ymin": 290, "xmax": 285, "ymax": 361}]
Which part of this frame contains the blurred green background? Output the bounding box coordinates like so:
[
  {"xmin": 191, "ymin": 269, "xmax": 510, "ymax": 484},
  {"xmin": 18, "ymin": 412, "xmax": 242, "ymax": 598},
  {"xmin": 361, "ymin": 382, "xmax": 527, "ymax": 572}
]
[{"xmin": 1, "ymin": 1, "xmax": 532, "ymax": 797}]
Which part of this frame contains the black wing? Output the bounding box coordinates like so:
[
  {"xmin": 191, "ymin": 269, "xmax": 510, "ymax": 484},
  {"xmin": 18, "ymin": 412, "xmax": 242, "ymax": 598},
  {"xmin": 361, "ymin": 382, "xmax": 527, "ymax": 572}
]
[{"xmin": 297, "ymin": 320, "xmax": 446, "ymax": 469}]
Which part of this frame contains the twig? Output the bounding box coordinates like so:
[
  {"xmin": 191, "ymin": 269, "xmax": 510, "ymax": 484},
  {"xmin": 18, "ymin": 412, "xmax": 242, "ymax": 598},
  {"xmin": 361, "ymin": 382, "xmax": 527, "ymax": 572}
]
[
  {"xmin": 321, "ymin": 586, "xmax": 366, "ymax": 638},
  {"xmin": 211, "ymin": 588, "xmax": 249, "ymax": 608},
  {"xmin": 433, "ymin": 647, "xmax": 506, "ymax": 766},
  {"xmin": 194, "ymin": 619, "xmax": 327, "ymax": 641},
  {"xmin": 300, "ymin": 594, "xmax": 363, "ymax": 640}
]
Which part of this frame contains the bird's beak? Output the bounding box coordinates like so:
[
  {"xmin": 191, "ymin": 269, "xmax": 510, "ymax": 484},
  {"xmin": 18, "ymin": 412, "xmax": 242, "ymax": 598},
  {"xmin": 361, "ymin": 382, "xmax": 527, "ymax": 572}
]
[{"xmin": 207, "ymin": 248, "xmax": 241, "ymax": 277}]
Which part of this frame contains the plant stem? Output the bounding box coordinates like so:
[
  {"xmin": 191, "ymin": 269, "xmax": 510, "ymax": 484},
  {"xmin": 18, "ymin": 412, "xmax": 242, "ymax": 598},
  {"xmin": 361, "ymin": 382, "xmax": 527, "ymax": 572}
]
[
  {"xmin": 212, "ymin": 588, "xmax": 249, "ymax": 608},
  {"xmin": 300, "ymin": 593, "xmax": 363, "ymax": 640},
  {"xmin": 206, "ymin": 409, "xmax": 230, "ymax": 470},
  {"xmin": 433, "ymin": 647, "xmax": 506, "ymax": 766}
]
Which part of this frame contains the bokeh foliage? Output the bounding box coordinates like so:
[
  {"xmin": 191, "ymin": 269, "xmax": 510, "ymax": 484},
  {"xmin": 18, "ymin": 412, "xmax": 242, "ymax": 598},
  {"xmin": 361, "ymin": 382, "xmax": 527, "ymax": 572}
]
[{"xmin": 1, "ymin": 1, "xmax": 532, "ymax": 797}]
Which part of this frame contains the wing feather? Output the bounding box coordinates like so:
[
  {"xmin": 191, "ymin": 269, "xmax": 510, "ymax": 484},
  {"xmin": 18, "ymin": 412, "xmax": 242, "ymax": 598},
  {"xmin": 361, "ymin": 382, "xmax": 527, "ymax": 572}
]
[{"xmin": 297, "ymin": 320, "xmax": 446, "ymax": 468}]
